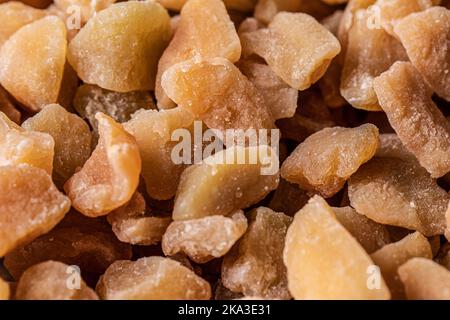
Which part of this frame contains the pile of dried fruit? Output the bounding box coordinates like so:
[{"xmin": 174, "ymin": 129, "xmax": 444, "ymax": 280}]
[{"xmin": 0, "ymin": 0, "xmax": 449, "ymax": 300}]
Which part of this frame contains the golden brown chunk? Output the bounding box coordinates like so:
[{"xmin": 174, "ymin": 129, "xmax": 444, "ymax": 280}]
[
  {"xmin": 173, "ymin": 145, "xmax": 279, "ymax": 221},
  {"xmin": 394, "ymin": 7, "xmax": 450, "ymax": 102},
  {"xmin": 371, "ymin": 232, "xmax": 432, "ymax": 299},
  {"xmin": 268, "ymin": 179, "xmax": 309, "ymax": 216},
  {"xmin": 16, "ymin": 261, "xmax": 98, "ymax": 300},
  {"xmin": 374, "ymin": 61, "xmax": 450, "ymax": 178},
  {"xmin": 376, "ymin": 133, "xmax": 416, "ymax": 162},
  {"xmin": 68, "ymin": 1, "xmax": 171, "ymax": 92},
  {"xmin": 281, "ymin": 124, "xmax": 379, "ymax": 198},
  {"xmin": 54, "ymin": 0, "xmax": 116, "ymax": 25},
  {"xmin": 242, "ymin": 12, "xmax": 341, "ymax": 91},
  {"xmin": 0, "ymin": 86, "xmax": 21, "ymax": 124},
  {"xmin": 284, "ymin": 195, "xmax": 390, "ymax": 299},
  {"xmin": 96, "ymin": 256, "xmax": 211, "ymax": 300},
  {"xmin": 0, "ymin": 278, "xmax": 9, "ymax": 300},
  {"xmin": 398, "ymin": 258, "xmax": 450, "ymax": 300},
  {"xmin": 107, "ymin": 192, "xmax": 171, "ymax": 245},
  {"xmin": 156, "ymin": 0, "xmax": 186, "ymax": 10},
  {"xmin": 155, "ymin": 0, "xmax": 241, "ymax": 109},
  {"xmin": 64, "ymin": 113, "xmax": 141, "ymax": 217},
  {"xmin": 0, "ymin": 165, "xmax": 70, "ymax": 257},
  {"xmin": 162, "ymin": 210, "xmax": 247, "ymax": 263},
  {"xmin": 22, "ymin": 104, "xmax": 92, "ymax": 186},
  {"xmin": 222, "ymin": 207, "xmax": 292, "ymax": 299},
  {"xmin": 348, "ymin": 157, "xmax": 449, "ymax": 237},
  {"xmin": 0, "ymin": 16, "xmax": 67, "ymax": 111}
]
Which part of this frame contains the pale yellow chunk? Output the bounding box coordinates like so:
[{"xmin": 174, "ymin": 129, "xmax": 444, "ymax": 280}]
[{"xmin": 0, "ymin": 278, "xmax": 9, "ymax": 300}]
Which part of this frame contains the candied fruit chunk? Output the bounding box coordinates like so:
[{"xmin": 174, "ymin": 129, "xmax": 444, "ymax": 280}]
[
  {"xmin": 162, "ymin": 210, "xmax": 247, "ymax": 263},
  {"xmin": 0, "ymin": 86, "xmax": 21, "ymax": 124},
  {"xmin": 162, "ymin": 57, "xmax": 274, "ymax": 132},
  {"xmin": 68, "ymin": 1, "xmax": 171, "ymax": 92},
  {"xmin": 64, "ymin": 113, "xmax": 141, "ymax": 217},
  {"xmin": 222, "ymin": 207, "xmax": 292, "ymax": 299},
  {"xmin": 280, "ymin": 124, "xmax": 379, "ymax": 198},
  {"xmin": 173, "ymin": 145, "xmax": 279, "ymax": 221},
  {"xmin": 284, "ymin": 195, "xmax": 390, "ymax": 299},
  {"xmin": 373, "ymin": 61, "xmax": 450, "ymax": 178},
  {"xmin": 96, "ymin": 256, "xmax": 211, "ymax": 300},
  {"xmin": 254, "ymin": 0, "xmax": 302, "ymax": 24},
  {"xmin": 398, "ymin": 258, "xmax": 450, "ymax": 300},
  {"xmin": 268, "ymin": 179, "xmax": 309, "ymax": 216},
  {"xmin": 155, "ymin": 0, "xmax": 241, "ymax": 109},
  {"xmin": 124, "ymin": 108, "xmax": 193, "ymax": 200},
  {"xmin": 54, "ymin": 0, "xmax": 116, "ymax": 25},
  {"xmin": 371, "ymin": 232, "xmax": 432, "ymax": 299},
  {"xmin": 394, "ymin": 7, "xmax": 450, "ymax": 102},
  {"xmin": 16, "ymin": 261, "xmax": 98, "ymax": 300},
  {"xmin": 0, "ymin": 165, "xmax": 70, "ymax": 257},
  {"xmin": 107, "ymin": 192, "xmax": 171, "ymax": 245},
  {"xmin": 22, "ymin": 104, "xmax": 92, "ymax": 186},
  {"xmin": 156, "ymin": 0, "xmax": 186, "ymax": 11},
  {"xmin": 376, "ymin": 133, "xmax": 416, "ymax": 163},
  {"xmin": 0, "ymin": 277, "xmax": 9, "ymax": 300},
  {"xmin": 242, "ymin": 12, "xmax": 341, "ymax": 91},
  {"xmin": 348, "ymin": 157, "xmax": 449, "ymax": 237},
  {"xmin": 0, "ymin": 16, "xmax": 67, "ymax": 111}
]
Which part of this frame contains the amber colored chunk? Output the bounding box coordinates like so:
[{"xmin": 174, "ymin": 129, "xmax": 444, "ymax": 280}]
[
  {"xmin": 398, "ymin": 258, "xmax": 450, "ymax": 300},
  {"xmin": 254, "ymin": 0, "xmax": 303, "ymax": 24},
  {"xmin": 22, "ymin": 104, "xmax": 92, "ymax": 186},
  {"xmin": 156, "ymin": 0, "xmax": 186, "ymax": 11},
  {"xmin": 373, "ymin": 61, "xmax": 450, "ymax": 178},
  {"xmin": 155, "ymin": 0, "xmax": 241, "ymax": 109},
  {"xmin": 64, "ymin": 113, "xmax": 141, "ymax": 217},
  {"xmin": 348, "ymin": 157, "xmax": 449, "ymax": 237},
  {"xmin": 242, "ymin": 12, "xmax": 340, "ymax": 91},
  {"xmin": 0, "ymin": 86, "xmax": 21, "ymax": 124},
  {"xmin": 96, "ymin": 256, "xmax": 211, "ymax": 300},
  {"xmin": 370, "ymin": 232, "xmax": 432, "ymax": 299},
  {"xmin": 0, "ymin": 16, "xmax": 67, "ymax": 111},
  {"xmin": 0, "ymin": 278, "xmax": 9, "ymax": 300},
  {"xmin": 268, "ymin": 179, "xmax": 309, "ymax": 216},
  {"xmin": 68, "ymin": 1, "xmax": 171, "ymax": 92},
  {"xmin": 54, "ymin": 0, "xmax": 116, "ymax": 25},
  {"xmin": 222, "ymin": 207, "xmax": 292, "ymax": 299},
  {"xmin": 376, "ymin": 134, "xmax": 416, "ymax": 163},
  {"xmin": 173, "ymin": 145, "xmax": 279, "ymax": 221},
  {"xmin": 281, "ymin": 124, "xmax": 379, "ymax": 198}
]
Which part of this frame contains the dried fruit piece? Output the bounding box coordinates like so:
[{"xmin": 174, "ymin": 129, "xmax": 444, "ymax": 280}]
[
  {"xmin": 284, "ymin": 195, "xmax": 390, "ymax": 299},
  {"xmin": 107, "ymin": 192, "xmax": 171, "ymax": 245},
  {"xmin": 22, "ymin": 104, "xmax": 92, "ymax": 186},
  {"xmin": 0, "ymin": 86, "xmax": 21, "ymax": 124},
  {"xmin": 238, "ymin": 17, "xmax": 262, "ymax": 34},
  {"xmin": 398, "ymin": 258, "xmax": 450, "ymax": 300},
  {"xmin": 222, "ymin": 207, "xmax": 292, "ymax": 299},
  {"xmin": 281, "ymin": 124, "xmax": 379, "ymax": 198},
  {"xmin": 124, "ymin": 108, "xmax": 193, "ymax": 200},
  {"xmin": 162, "ymin": 57, "xmax": 274, "ymax": 132},
  {"xmin": 242, "ymin": 12, "xmax": 341, "ymax": 91},
  {"xmin": 16, "ymin": 261, "xmax": 98, "ymax": 300},
  {"xmin": 68, "ymin": 1, "xmax": 171, "ymax": 92},
  {"xmin": 54, "ymin": 0, "xmax": 116, "ymax": 25},
  {"xmin": 173, "ymin": 145, "xmax": 279, "ymax": 221},
  {"xmin": 0, "ymin": 16, "xmax": 67, "ymax": 111},
  {"xmin": 376, "ymin": 133, "xmax": 416, "ymax": 163},
  {"xmin": 269, "ymin": 179, "xmax": 309, "ymax": 216},
  {"xmin": 96, "ymin": 256, "xmax": 211, "ymax": 300},
  {"xmin": 64, "ymin": 113, "xmax": 141, "ymax": 217},
  {"xmin": 348, "ymin": 157, "xmax": 449, "ymax": 237},
  {"xmin": 394, "ymin": 7, "xmax": 450, "ymax": 102},
  {"xmin": 0, "ymin": 278, "xmax": 9, "ymax": 300},
  {"xmin": 162, "ymin": 210, "xmax": 247, "ymax": 263},
  {"xmin": 254, "ymin": 0, "xmax": 302, "ymax": 24},
  {"xmin": 155, "ymin": 0, "xmax": 241, "ymax": 109},
  {"xmin": 373, "ymin": 61, "xmax": 450, "ymax": 178},
  {"xmin": 371, "ymin": 232, "xmax": 432, "ymax": 299}
]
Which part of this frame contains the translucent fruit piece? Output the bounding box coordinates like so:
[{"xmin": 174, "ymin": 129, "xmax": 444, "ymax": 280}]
[
  {"xmin": 348, "ymin": 157, "xmax": 449, "ymax": 237},
  {"xmin": 155, "ymin": 0, "xmax": 241, "ymax": 109},
  {"xmin": 162, "ymin": 57, "xmax": 274, "ymax": 132},
  {"xmin": 376, "ymin": 133, "xmax": 416, "ymax": 163},
  {"xmin": 394, "ymin": 7, "xmax": 450, "ymax": 102},
  {"xmin": 373, "ymin": 61, "xmax": 450, "ymax": 178},
  {"xmin": 173, "ymin": 145, "xmax": 279, "ymax": 221},
  {"xmin": 162, "ymin": 210, "xmax": 247, "ymax": 264},
  {"xmin": 0, "ymin": 165, "xmax": 71, "ymax": 257},
  {"xmin": 64, "ymin": 113, "xmax": 141, "ymax": 217},
  {"xmin": 67, "ymin": 1, "xmax": 171, "ymax": 92},
  {"xmin": 54, "ymin": 0, "xmax": 116, "ymax": 25},
  {"xmin": 16, "ymin": 261, "xmax": 98, "ymax": 300},
  {"xmin": 96, "ymin": 256, "xmax": 211, "ymax": 300},
  {"xmin": 124, "ymin": 108, "xmax": 193, "ymax": 200},
  {"xmin": 107, "ymin": 192, "xmax": 171, "ymax": 245},
  {"xmin": 254, "ymin": 0, "xmax": 302, "ymax": 24},
  {"xmin": 370, "ymin": 232, "xmax": 432, "ymax": 299},
  {"xmin": 242, "ymin": 12, "xmax": 341, "ymax": 91},
  {"xmin": 284, "ymin": 195, "xmax": 390, "ymax": 299},
  {"xmin": 22, "ymin": 104, "xmax": 92, "ymax": 186},
  {"xmin": 268, "ymin": 179, "xmax": 309, "ymax": 216},
  {"xmin": 222, "ymin": 207, "xmax": 292, "ymax": 300},
  {"xmin": 0, "ymin": 16, "xmax": 67, "ymax": 111},
  {"xmin": 280, "ymin": 124, "xmax": 379, "ymax": 198},
  {"xmin": 398, "ymin": 258, "xmax": 450, "ymax": 300},
  {"xmin": 0, "ymin": 86, "xmax": 21, "ymax": 124},
  {"xmin": 0, "ymin": 278, "xmax": 9, "ymax": 300}
]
